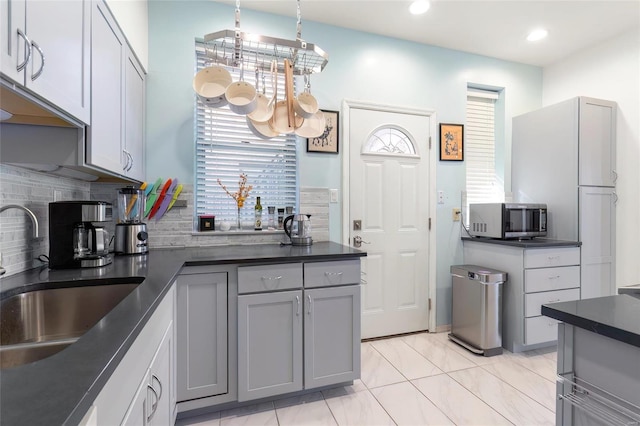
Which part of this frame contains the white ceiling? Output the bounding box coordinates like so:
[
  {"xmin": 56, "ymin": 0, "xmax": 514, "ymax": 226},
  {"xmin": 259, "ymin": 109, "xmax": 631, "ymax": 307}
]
[{"xmin": 217, "ymin": 0, "xmax": 640, "ymax": 67}]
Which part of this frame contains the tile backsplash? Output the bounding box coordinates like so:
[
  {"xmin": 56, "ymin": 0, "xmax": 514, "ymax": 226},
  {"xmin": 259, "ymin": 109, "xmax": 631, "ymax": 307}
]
[{"xmin": 0, "ymin": 164, "xmax": 330, "ymax": 277}]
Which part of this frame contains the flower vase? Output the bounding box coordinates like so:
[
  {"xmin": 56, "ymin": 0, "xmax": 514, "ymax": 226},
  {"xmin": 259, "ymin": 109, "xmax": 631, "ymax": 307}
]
[{"xmin": 237, "ymin": 207, "xmax": 242, "ymax": 231}]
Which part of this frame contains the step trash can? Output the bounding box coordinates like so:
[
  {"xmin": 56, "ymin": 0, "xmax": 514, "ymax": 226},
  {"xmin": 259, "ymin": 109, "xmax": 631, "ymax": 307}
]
[{"xmin": 448, "ymin": 265, "xmax": 507, "ymax": 357}]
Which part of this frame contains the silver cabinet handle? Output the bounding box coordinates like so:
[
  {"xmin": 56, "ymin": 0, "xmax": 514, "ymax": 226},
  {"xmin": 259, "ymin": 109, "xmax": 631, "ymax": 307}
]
[
  {"xmin": 126, "ymin": 151, "xmax": 134, "ymax": 171},
  {"xmin": 16, "ymin": 29, "xmax": 31, "ymax": 72},
  {"xmin": 261, "ymin": 276, "xmax": 282, "ymax": 281},
  {"xmin": 296, "ymin": 295, "xmax": 300, "ymax": 316},
  {"xmin": 30, "ymin": 40, "xmax": 44, "ymax": 80},
  {"xmin": 612, "ymin": 170, "xmax": 618, "ymax": 184},
  {"xmin": 123, "ymin": 149, "xmax": 133, "ymax": 171},
  {"xmin": 547, "ymin": 275, "xmax": 561, "ymax": 280},
  {"xmin": 325, "ymin": 271, "xmax": 343, "ymax": 276},
  {"xmin": 147, "ymin": 383, "xmax": 159, "ymax": 422},
  {"xmin": 152, "ymin": 374, "xmax": 163, "ymax": 402},
  {"xmin": 613, "ymin": 191, "xmax": 618, "ymax": 205},
  {"xmin": 307, "ymin": 294, "xmax": 312, "ymax": 314}
]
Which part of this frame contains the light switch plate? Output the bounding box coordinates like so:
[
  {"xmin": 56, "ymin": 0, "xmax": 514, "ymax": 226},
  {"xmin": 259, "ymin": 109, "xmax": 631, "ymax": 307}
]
[
  {"xmin": 330, "ymin": 189, "xmax": 339, "ymax": 203},
  {"xmin": 438, "ymin": 190, "xmax": 444, "ymax": 204}
]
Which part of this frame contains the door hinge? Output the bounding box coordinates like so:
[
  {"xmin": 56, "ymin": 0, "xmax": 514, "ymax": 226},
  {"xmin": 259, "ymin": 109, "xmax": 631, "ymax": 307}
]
[
  {"xmin": 428, "ymin": 217, "xmax": 431, "ymax": 230},
  {"xmin": 428, "ymin": 298, "xmax": 432, "ymax": 310},
  {"xmin": 428, "ymin": 136, "xmax": 432, "ymax": 149}
]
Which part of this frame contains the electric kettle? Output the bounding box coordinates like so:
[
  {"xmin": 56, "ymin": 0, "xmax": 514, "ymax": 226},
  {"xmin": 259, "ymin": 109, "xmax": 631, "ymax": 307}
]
[{"xmin": 283, "ymin": 214, "xmax": 313, "ymax": 246}]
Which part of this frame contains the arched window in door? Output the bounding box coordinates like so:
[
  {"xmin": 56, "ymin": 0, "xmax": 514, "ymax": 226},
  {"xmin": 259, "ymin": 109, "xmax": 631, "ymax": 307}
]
[{"xmin": 363, "ymin": 126, "xmax": 418, "ymax": 156}]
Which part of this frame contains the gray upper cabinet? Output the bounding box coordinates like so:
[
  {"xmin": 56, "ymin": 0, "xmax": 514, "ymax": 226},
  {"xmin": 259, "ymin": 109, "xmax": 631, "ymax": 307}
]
[
  {"xmin": 304, "ymin": 285, "xmax": 361, "ymax": 389},
  {"xmin": 578, "ymin": 98, "xmax": 616, "ymax": 187},
  {"xmin": 238, "ymin": 290, "xmax": 304, "ymax": 401},
  {"xmin": 87, "ymin": 0, "xmax": 124, "ymax": 174},
  {"xmin": 177, "ymin": 272, "xmax": 228, "ymax": 402},
  {"xmin": 124, "ymin": 48, "xmax": 146, "ymax": 181},
  {"xmin": 0, "ymin": 0, "xmax": 90, "ymax": 123},
  {"xmin": 87, "ymin": 0, "xmax": 145, "ymax": 181}
]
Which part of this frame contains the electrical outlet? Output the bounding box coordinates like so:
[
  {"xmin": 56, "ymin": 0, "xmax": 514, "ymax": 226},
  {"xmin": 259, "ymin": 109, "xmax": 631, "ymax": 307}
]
[
  {"xmin": 438, "ymin": 190, "xmax": 444, "ymax": 204},
  {"xmin": 452, "ymin": 208, "xmax": 461, "ymax": 221}
]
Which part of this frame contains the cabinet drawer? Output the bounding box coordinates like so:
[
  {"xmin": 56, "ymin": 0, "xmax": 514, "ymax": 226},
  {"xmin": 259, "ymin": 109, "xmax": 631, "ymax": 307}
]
[
  {"xmin": 525, "ymin": 316, "xmax": 561, "ymax": 345},
  {"xmin": 524, "ymin": 247, "xmax": 580, "ymax": 269},
  {"xmin": 524, "ymin": 288, "xmax": 580, "ymax": 317},
  {"xmin": 524, "ymin": 266, "xmax": 580, "ymax": 293},
  {"xmin": 238, "ymin": 263, "xmax": 303, "ymax": 294},
  {"xmin": 304, "ymin": 259, "xmax": 361, "ymax": 288}
]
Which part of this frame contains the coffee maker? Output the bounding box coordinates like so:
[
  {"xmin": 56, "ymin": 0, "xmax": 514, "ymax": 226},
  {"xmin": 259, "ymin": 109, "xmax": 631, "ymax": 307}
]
[
  {"xmin": 49, "ymin": 201, "xmax": 113, "ymax": 269},
  {"xmin": 114, "ymin": 187, "xmax": 148, "ymax": 255}
]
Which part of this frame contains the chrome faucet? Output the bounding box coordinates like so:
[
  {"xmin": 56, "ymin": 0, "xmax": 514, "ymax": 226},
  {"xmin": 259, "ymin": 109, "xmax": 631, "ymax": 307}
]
[
  {"xmin": 0, "ymin": 204, "xmax": 40, "ymax": 238},
  {"xmin": 0, "ymin": 204, "xmax": 40, "ymax": 276}
]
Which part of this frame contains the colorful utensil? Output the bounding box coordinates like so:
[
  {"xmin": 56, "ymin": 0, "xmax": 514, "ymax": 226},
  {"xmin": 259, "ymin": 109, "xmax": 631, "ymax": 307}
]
[
  {"xmin": 125, "ymin": 182, "xmax": 147, "ymax": 218},
  {"xmin": 148, "ymin": 178, "xmax": 173, "ymax": 219},
  {"xmin": 167, "ymin": 184, "xmax": 184, "ymax": 212},
  {"xmin": 154, "ymin": 179, "xmax": 178, "ymax": 220},
  {"xmin": 144, "ymin": 178, "xmax": 164, "ymax": 218}
]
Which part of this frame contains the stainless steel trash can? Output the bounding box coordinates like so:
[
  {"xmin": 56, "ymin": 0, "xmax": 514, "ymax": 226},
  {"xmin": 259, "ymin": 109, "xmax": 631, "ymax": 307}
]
[{"xmin": 448, "ymin": 265, "xmax": 507, "ymax": 357}]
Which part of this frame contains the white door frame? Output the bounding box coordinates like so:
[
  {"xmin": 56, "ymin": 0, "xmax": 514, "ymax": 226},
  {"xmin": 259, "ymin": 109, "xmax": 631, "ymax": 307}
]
[{"xmin": 341, "ymin": 99, "xmax": 438, "ymax": 333}]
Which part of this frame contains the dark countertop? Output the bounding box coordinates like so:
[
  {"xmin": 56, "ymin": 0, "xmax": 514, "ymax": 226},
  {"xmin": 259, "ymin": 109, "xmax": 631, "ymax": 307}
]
[
  {"xmin": 0, "ymin": 242, "xmax": 365, "ymax": 426},
  {"xmin": 462, "ymin": 236, "xmax": 581, "ymax": 248},
  {"xmin": 542, "ymin": 294, "xmax": 640, "ymax": 349}
]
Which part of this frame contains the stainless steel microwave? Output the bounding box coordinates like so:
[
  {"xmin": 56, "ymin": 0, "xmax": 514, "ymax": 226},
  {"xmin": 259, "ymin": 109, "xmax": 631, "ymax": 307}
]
[{"xmin": 468, "ymin": 203, "xmax": 547, "ymax": 239}]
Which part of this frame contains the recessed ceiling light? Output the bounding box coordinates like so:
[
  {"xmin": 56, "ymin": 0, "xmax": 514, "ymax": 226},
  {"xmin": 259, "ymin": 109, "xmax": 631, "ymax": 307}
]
[
  {"xmin": 409, "ymin": 0, "xmax": 431, "ymax": 15},
  {"xmin": 527, "ymin": 29, "xmax": 548, "ymax": 42}
]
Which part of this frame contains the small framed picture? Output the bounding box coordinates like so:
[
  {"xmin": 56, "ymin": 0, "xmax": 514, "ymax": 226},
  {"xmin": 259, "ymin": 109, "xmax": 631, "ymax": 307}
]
[
  {"xmin": 439, "ymin": 123, "xmax": 464, "ymax": 161},
  {"xmin": 307, "ymin": 110, "xmax": 339, "ymax": 154}
]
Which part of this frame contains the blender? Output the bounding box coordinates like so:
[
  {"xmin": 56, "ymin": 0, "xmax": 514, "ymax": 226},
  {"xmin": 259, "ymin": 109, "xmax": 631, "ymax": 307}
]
[{"xmin": 115, "ymin": 187, "xmax": 149, "ymax": 255}]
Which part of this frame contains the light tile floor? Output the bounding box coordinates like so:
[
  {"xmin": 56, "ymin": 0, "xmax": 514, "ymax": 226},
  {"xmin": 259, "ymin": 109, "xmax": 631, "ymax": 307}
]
[{"xmin": 176, "ymin": 332, "xmax": 557, "ymax": 426}]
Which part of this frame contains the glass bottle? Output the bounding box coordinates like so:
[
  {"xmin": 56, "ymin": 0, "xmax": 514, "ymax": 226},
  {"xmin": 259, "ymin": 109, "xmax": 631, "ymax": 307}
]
[
  {"xmin": 267, "ymin": 206, "xmax": 276, "ymax": 229},
  {"xmin": 254, "ymin": 196, "xmax": 263, "ymax": 230}
]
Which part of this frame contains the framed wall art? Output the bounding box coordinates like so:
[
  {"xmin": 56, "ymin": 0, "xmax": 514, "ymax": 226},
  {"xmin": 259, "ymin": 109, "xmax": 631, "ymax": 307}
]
[
  {"xmin": 307, "ymin": 110, "xmax": 339, "ymax": 154},
  {"xmin": 439, "ymin": 123, "xmax": 464, "ymax": 161}
]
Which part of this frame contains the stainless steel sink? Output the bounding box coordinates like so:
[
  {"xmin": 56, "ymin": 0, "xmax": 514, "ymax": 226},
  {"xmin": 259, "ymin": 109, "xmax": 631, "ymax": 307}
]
[{"xmin": 0, "ymin": 280, "xmax": 142, "ymax": 369}]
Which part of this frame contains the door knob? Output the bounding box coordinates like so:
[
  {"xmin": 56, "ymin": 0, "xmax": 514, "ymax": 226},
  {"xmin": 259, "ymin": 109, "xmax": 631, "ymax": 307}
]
[{"xmin": 353, "ymin": 235, "xmax": 370, "ymax": 248}]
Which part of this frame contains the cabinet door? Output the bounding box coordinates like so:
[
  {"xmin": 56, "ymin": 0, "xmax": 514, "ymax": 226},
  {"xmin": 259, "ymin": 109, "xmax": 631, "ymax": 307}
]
[
  {"xmin": 238, "ymin": 290, "xmax": 303, "ymax": 401},
  {"xmin": 579, "ymin": 98, "xmax": 616, "ymax": 187},
  {"xmin": 0, "ymin": 0, "xmax": 27, "ymax": 83},
  {"xmin": 87, "ymin": 0, "xmax": 124, "ymax": 174},
  {"xmin": 579, "ymin": 186, "xmax": 616, "ymax": 299},
  {"xmin": 304, "ymin": 285, "xmax": 361, "ymax": 389},
  {"xmin": 25, "ymin": 0, "xmax": 90, "ymax": 123},
  {"xmin": 177, "ymin": 273, "xmax": 228, "ymax": 401},
  {"xmin": 124, "ymin": 48, "xmax": 145, "ymax": 181},
  {"xmin": 120, "ymin": 371, "xmax": 148, "ymax": 426},
  {"xmin": 147, "ymin": 323, "xmax": 172, "ymax": 426}
]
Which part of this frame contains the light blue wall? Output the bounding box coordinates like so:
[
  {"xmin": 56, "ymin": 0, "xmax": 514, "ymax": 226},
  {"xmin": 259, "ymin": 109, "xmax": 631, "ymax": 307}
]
[{"xmin": 147, "ymin": 0, "xmax": 543, "ymax": 326}]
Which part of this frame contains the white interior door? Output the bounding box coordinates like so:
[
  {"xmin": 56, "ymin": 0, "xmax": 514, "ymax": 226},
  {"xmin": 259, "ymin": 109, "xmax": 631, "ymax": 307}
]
[{"xmin": 344, "ymin": 101, "xmax": 434, "ymax": 339}]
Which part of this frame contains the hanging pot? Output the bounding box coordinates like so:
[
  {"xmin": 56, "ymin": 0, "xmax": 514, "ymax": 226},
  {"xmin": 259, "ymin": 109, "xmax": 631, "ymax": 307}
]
[
  {"xmin": 247, "ymin": 62, "xmax": 275, "ymax": 123},
  {"xmin": 193, "ymin": 65, "xmax": 232, "ymax": 107},
  {"xmin": 293, "ymin": 73, "xmax": 318, "ymax": 118},
  {"xmin": 226, "ymin": 61, "xmax": 257, "ymax": 115},
  {"xmin": 295, "ymin": 110, "xmax": 325, "ymax": 138}
]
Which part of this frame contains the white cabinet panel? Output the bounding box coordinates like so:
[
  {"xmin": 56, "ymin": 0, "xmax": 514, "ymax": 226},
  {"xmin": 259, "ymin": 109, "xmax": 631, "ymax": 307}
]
[
  {"xmin": 524, "ymin": 247, "xmax": 580, "ymax": 269},
  {"xmin": 524, "ymin": 266, "xmax": 580, "ymax": 293},
  {"xmin": 579, "ymin": 186, "xmax": 616, "ymax": 299},
  {"xmin": 525, "ymin": 288, "xmax": 580, "ymax": 318},
  {"xmin": 525, "ymin": 316, "xmax": 560, "ymax": 346}
]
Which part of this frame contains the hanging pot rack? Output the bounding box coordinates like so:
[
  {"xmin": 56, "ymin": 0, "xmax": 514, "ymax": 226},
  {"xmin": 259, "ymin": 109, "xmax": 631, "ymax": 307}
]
[{"xmin": 202, "ymin": 0, "xmax": 328, "ymax": 75}]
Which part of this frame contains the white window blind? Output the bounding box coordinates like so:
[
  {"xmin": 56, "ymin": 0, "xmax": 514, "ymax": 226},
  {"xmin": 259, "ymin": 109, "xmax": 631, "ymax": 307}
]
[
  {"xmin": 465, "ymin": 89, "xmax": 500, "ymax": 206},
  {"xmin": 195, "ymin": 42, "xmax": 298, "ymax": 225}
]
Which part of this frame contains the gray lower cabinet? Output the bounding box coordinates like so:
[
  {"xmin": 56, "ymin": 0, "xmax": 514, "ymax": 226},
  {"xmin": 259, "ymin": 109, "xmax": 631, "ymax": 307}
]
[
  {"xmin": 177, "ymin": 271, "xmax": 228, "ymax": 401},
  {"xmin": 238, "ymin": 290, "xmax": 304, "ymax": 401},
  {"xmin": 304, "ymin": 285, "xmax": 361, "ymax": 389},
  {"xmin": 237, "ymin": 260, "xmax": 361, "ymax": 402}
]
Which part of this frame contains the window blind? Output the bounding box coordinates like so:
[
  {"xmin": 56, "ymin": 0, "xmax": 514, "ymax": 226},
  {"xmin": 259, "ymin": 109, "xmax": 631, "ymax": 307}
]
[
  {"xmin": 195, "ymin": 42, "xmax": 298, "ymax": 225},
  {"xmin": 465, "ymin": 89, "xmax": 500, "ymax": 206}
]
